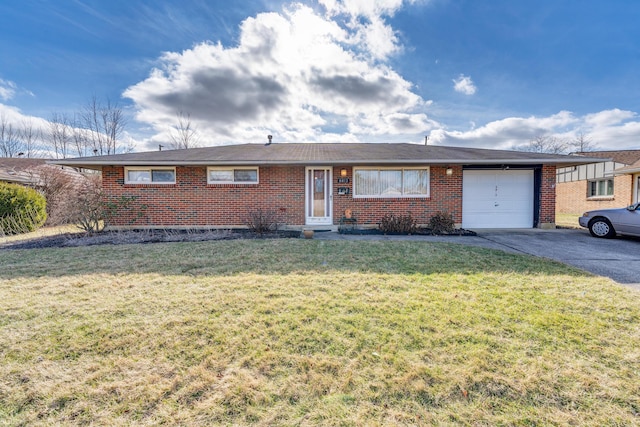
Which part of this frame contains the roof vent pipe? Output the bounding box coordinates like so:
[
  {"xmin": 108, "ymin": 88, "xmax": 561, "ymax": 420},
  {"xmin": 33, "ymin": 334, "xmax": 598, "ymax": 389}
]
[
  {"xmin": 265, "ymin": 135, "xmax": 273, "ymax": 146},
  {"xmin": 424, "ymin": 135, "xmax": 428, "ymax": 145}
]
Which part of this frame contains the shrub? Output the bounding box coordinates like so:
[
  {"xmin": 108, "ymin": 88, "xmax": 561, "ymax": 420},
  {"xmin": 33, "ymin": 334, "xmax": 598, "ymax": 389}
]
[
  {"xmin": 65, "ymin": 176, "xmax": 145, "ymax": 233},
  {"xmin": 0, "ymin": 182, "xmax": 47, "ymax": 235},
  {"xmin": 429, "ymin": 211, "xmax": 455, "ymax": 235},
  {"xmin": 36, "ymin": 166, "xmax": 83, "ymax": 226},
  {"xmin": 379, "ymin": 212, "xmax": 417, "ymax": 234},
  {"xmin": 244, "ymin": 208, "xmax": 280, "ymax": 234}
]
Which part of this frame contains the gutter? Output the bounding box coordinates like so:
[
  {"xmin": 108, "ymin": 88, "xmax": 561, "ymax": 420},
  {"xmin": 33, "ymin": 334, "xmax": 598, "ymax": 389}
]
[{"xmin": 49, "ymin": 157, "xmax": 609, "ymax": 170}]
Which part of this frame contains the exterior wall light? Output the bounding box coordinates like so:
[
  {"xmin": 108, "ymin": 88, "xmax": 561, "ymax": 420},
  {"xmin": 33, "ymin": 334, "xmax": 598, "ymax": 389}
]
[
  {"xmin": 446, "ymin": 167, "xmax": 453, "ymax": 176},
  {"xmin": 340, "ymin": 168, "xmax": 348, "ymax": 177}
]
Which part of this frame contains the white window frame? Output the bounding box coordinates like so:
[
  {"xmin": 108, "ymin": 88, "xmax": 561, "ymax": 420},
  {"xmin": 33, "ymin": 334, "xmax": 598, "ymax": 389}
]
[
  {"xmin": 587, "ymin": 178, "xmax": 614, "ymax": 198},
  {"xmin": 353, "ymin": 166, "xmax": 430, "ymax": 198},
  {"xmin": 124, "ymin": 167, "xmax": 176, "ymax": 184},
  {"xmin": 207, "ymin": 166, "xmax": 259, "ymax": 184}
]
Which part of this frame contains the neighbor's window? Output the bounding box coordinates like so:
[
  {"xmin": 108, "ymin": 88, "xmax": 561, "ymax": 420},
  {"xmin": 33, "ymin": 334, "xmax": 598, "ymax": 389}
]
[
  {"xmin": 588, "ymin": 179, "xmax": 614, "ymax": 197},
  {"xmin": 354, "ymin": 167, "xmax": 429, "ymax": 197},
  {"xmin": 208, "ymin": 167, "xmax": 259, "ymax": 184},
  {"xmin": 125, "ymin": 167, "xmax": 175, "ymax": 184}
]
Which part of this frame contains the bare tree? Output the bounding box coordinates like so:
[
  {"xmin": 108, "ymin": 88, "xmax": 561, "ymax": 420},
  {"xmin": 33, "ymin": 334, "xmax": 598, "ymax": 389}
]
[
  {"xmin": 169, "ymin": 112, "xmax": 200, "ymax": 150},
  {"xmin": 569, "ymin": 131, "xmax": 597, "ymax": 153},
  {"xmin": 525, "ymin": 135, "xmax": 568, "ymax": 154},
  {"xmin": 49, "ymin": 112, "xmax": 72, "ymax": 159},
  {"xmin": 18, "ymin": 118, "xmax": 43, "ymax": 158},
  {"xmin": 71, "ymin": 114, "xmax": 89, "ymax": 157},
  {"xmin": 0, "ymin": 114, "xmax": 21, "ymax": 157},
  {"xmin": 81, "ymin": 96, "xmax": 127, "ymax": 155}
]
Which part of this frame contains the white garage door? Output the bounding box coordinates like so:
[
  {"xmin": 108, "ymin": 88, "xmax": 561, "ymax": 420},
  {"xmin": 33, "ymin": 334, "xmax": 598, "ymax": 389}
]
[{"xmin": 462, "ymin": 170, "xmax": 534, "ymax": 228}]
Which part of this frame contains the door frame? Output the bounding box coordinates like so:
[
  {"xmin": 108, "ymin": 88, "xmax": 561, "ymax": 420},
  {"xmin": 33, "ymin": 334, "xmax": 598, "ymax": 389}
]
[{"xmin": 305, "ymin": 166, "xmax": 333, "ymax": 226}]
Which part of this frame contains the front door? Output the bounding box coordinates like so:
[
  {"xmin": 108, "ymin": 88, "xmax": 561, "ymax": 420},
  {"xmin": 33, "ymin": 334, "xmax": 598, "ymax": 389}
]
[{"xmin": 305, "ymin": 167, "xmax": 332, "ymax": 226}]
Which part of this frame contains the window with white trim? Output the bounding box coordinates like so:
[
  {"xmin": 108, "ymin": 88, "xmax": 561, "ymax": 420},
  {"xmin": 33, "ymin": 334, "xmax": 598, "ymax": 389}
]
[
  {"xmin": 588, "ymin": 178, "xmax": 613, "ymax": 197},
  {"xmin": 354, "ymin": 167, "xmax": 429, "ymax": 197},
  {"xmin": 207, "ymin": 167, "xmax": 259, "ymax": 184},
  {"xmin": 125, "ymin": 167, "xmax": 175, "ymax": 184}
]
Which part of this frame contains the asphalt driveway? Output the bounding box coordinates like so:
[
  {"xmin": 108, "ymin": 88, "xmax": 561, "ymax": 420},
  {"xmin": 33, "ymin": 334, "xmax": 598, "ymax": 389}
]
[
  {"xmin": 475, "ymin": 228, "xmax": 640, "ymax": 288},
  {"xmin": 317, "ymin": 228, "xmax": 640, "ymax": 289}
]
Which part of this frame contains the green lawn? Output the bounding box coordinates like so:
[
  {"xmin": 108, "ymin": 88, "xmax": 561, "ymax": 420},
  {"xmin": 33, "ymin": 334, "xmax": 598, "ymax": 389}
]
[{"xmin": 1, "ymin": 240, "xmax": 639, "ymax": 425}]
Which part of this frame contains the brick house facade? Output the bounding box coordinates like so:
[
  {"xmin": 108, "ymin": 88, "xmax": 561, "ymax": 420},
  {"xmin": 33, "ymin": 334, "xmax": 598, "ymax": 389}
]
[
  {"xmin": 54, "ymin": 143, "xmax": 595, "ymax": 230},
  {"xmin": 556, "ymin": 150, "xmax": 640, "ymax": 214},
  {"xmin": 103, "ymin": 165, "xmax": 466, "ymax": 228}
]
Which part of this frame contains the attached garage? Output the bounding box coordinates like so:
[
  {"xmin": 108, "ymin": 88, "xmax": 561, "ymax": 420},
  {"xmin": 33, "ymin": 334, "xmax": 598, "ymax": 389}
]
[{"xmin": 462, "ymin": 169, "xmax": 535, "ymax": 228}]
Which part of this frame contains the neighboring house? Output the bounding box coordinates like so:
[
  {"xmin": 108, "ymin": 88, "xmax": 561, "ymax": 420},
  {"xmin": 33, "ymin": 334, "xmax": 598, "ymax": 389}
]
[
  {"xmin": 0, "ymin": 158, "xmax": 48, "ymax": 186},
  {"xmin": 0, "ymin": 157, "xmax": 84, "ymax": 189},
  {"xmin": 556, "ymin": 150, "xmax": 640, "ymax": 214},
  {"xmin": 52, "ymin": 143, "xmax": 602, "ymax": 230}
]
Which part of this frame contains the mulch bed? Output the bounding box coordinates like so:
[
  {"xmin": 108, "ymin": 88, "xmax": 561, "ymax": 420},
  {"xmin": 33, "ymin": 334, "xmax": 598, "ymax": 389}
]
[
  {"xmin": 1, "ymin": 229, "xmax": 301, "ymax": 250},
  {"xmin": 339, "ymin": 227, "xmax": 476, "ymax": 236},
  {"xmin": 2, "ymin": 227, "xmax": 476, "ymax": 250}
]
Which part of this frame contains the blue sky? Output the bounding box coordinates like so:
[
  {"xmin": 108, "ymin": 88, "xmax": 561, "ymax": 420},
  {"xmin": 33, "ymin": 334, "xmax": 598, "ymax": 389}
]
[{"xmin": 1, "ymin": 0, "xmax": 639, "ymax": 152}]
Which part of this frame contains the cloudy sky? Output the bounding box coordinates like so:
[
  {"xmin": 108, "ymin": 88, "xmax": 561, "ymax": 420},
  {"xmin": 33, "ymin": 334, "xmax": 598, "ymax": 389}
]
[{"xmin": 1, "ymin": 0, "xmax": 640, "ymax": 152}]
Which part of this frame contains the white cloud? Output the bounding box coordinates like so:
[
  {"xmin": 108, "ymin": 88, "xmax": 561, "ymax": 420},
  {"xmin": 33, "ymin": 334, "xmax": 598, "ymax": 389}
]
[
  {"xmin": 124, "ymin": 3, "xmax": 434, "ymax": 148},
  {"xmin": 583, "ymin": 108, "xmax": 636, "ymax": 128},
  {"xmin": 0, "ymin": 79, "xmax": 17, "ymax": 101},
  {"xmin": 429, "ymin": 110, "xmax": 640, "ymax": 151},
  {"xmin": 452, "ymin": 74, "xmax": 476, "ymax": 95}
]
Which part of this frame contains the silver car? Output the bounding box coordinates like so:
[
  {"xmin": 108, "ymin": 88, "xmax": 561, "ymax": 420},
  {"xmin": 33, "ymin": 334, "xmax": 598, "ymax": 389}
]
[{"xmin": 579, "ymin": 203, "xmax": 640, "ymax": 238}]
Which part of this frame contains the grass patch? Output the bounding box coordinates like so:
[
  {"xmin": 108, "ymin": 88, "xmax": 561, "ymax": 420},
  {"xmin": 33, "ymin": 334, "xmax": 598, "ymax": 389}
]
[
  {"xmin": 0, "ymin": 224, "xmax": 82, "ymax": 246},
  {"xmin": 1, "ymin": 240, "xmax": 639, "ymax": 425},
  {"xmin": 555, "ymin": 213, "xmax": 582, "ymax": 229}
]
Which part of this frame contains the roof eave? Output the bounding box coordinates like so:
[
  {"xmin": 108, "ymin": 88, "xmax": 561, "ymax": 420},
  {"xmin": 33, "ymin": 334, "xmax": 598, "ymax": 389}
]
[{"xmin": 50, "ymin": 157, "xmax": 607, "ymax": 168}]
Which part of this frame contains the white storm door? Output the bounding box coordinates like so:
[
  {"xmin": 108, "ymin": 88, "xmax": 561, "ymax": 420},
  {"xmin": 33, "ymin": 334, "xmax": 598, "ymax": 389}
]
[{"xmin": 305, "ymin": 167, "xmax": 333, "ymax": 226}]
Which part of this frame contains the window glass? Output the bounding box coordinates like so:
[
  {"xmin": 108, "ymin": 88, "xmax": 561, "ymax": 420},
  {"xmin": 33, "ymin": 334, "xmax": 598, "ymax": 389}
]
[
  {"xmin": 234, "ymin": 169, "xmax": 258, "ymax": 182},
  {"xmin": 209, "ymin": 169, "xmax": 234, "ymax": 182},
  {"xmin": 588, "ymin": 179, "xmax": 613, "ymax": 197},
  {"xmin": 380, "ymin": 170, "xmax": 402, "ymax": 195},
  {"xmin": 403, "ymin": 169, "xmax": 429, "ymax": 195},
  {"xmin": 208, "ymin": 167, "xmax": 258, "ymax": 183},
  {"xmin": 127, "ymin": 170, "xmax": 151, "ymax": 182},
  {"xmin": 354, "ymin": 168, "xmax": 429, "ymax": 197},
  {"xmin": 354, "ymin": 169, "xmax": 380, "ymax": 196},
  {"xmin": 152, "ymin": 169, "xmax": 175, "ymax": 182}
]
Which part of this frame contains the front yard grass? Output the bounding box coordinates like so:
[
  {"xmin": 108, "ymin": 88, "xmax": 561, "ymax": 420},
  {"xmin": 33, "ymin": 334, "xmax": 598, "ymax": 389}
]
[
  {"xmin": 1, "ymin": 240, "xmax": 639, "ymax": 425},
  {"xmin": 555, "ymin": 213, "xmax": 582, "ymax": 229}
]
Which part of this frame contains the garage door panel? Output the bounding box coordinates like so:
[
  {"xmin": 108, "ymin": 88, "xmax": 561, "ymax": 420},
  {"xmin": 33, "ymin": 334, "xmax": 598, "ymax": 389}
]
[{"xmin": 462, "ymin": 170, "xmax": 534, "ymax": 228}]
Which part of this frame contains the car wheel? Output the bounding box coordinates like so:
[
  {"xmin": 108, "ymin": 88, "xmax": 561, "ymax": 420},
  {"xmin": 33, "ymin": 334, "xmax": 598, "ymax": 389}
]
[{"xmin": 588, "ymin": 217, "xmax": 616, "ymax": 238}]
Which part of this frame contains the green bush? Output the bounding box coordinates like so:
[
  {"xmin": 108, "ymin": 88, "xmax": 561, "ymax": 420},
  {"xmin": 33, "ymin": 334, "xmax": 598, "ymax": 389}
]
[
  {"xmin": 429, "ymin": 211, "xmax": 455, "ymax": 235},
  {"xmin": 0, "ymin": 182, "xmax": 47, "ymax": 235}
]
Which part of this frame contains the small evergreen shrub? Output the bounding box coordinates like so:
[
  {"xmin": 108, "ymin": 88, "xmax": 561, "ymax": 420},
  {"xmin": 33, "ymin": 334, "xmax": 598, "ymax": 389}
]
[
  {"xmin": 0, "ymin": 182, "xmax": 47, "ymax": 235},
  {"xmin": 379, "ymin": 212, "xmax": 417, "ymax": 234},
  {"xmin": 429, "ymin": 211, "xmax": 455, "ymax": 235}
]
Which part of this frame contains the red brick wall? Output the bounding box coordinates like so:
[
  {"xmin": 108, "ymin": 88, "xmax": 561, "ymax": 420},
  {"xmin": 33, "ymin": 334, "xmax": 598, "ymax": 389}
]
[
  {"xmin": 556, "ymin": 175, "xmax": 632, "ymax": 214},
  {"xmin": 332, "ymin": 166, "xmax": 462, "ymax": 226},
  {"xmin": 103, "ymin": 165, "xmax": 306, "ymax": 228},
  {"xmin": 540, "ymin": 165, "xmax": 557, "ymax": 226},
  {"xmin": 102, "ymin": 164, "xmax": 552, "ymax": 228}
]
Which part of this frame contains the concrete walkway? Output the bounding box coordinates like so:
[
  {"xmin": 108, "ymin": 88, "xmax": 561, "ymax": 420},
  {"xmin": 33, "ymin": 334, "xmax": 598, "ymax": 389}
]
[{"xmin": 314, "ymin": 228, "xmax": 640, "ymax": 289}]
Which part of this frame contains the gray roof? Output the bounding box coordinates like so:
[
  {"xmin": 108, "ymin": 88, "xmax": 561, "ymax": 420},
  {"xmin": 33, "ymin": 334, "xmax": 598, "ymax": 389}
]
[
  {"xmin": 0, "ymin": 158, "xmax": 48, "ymax": 185},
  {"xmin": 49, "ymin": 143, "xmax": 608, "ymax": 170}
]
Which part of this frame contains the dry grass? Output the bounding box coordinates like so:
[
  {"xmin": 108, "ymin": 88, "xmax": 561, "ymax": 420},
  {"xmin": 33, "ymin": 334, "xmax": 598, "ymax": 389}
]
[
  {"xmin": 0, "ymin": 224, "xmax": 82, "ymax": 245},
  {"xmin": 555, "ymin": 213, "xmax": 582, "ymax": 229},
  {"xmin": 1, "ymin": 240, "xmax": 639, "ymax": 425}
]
